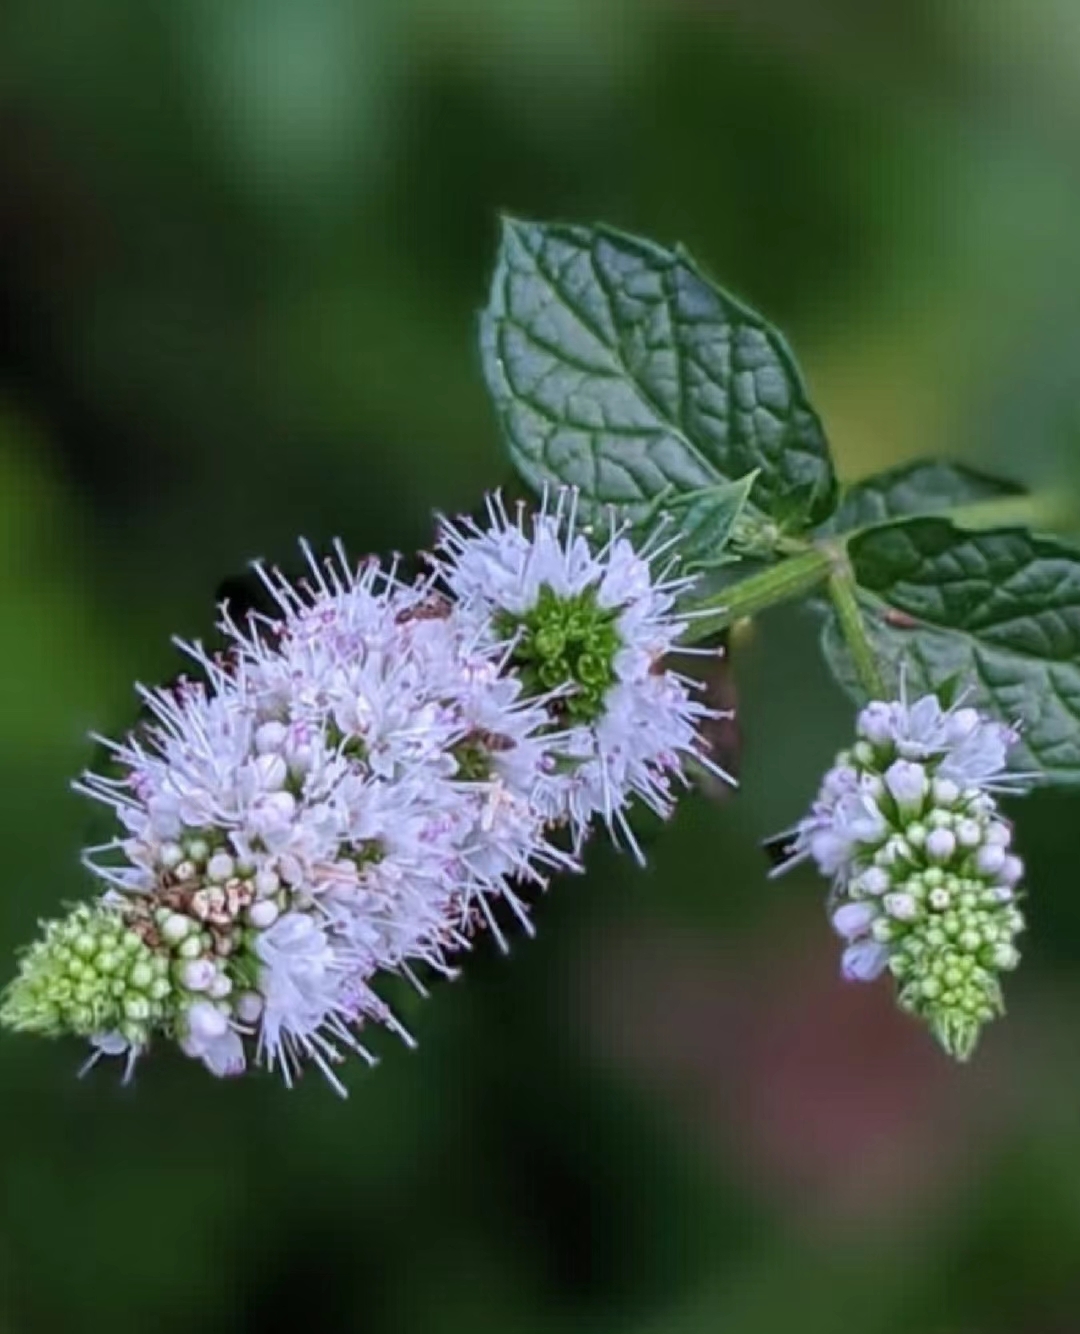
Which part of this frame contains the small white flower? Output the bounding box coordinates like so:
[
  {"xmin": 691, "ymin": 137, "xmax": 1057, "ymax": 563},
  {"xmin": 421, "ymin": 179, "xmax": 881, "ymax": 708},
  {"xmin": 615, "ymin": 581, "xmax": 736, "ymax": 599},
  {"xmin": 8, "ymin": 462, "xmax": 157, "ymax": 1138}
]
[
  {"xmin": 783, "ymin": 774, "xmax": 888, "ymax": 881},
  {"xmin": 884, "ymin": 759, "xmax": 928, "ymax": 812},
  {"xmin": 79, "ymin": 1030, "xmax": 142, "ymax": 1085},
  {"xmin": 857, "ymin": 701, "xmax": 898, "ymax": 747},
  {"xmin": 180, "ymin": 1001, "xmax": 246, "ymax": 1077},
  {"xmin": 975, "ymin": 843, "xmax": 1007, "ymax": 876},
  {"xmin": 253, "ymin": 911, "xmax": 373, "ymax": 1095},
  {"xmin": 179, "ymin": 959, "xmax": 217, "ymax": 992},
  {"xmin": 841, "ymin": 940, "xmax": 890, "ymax": 982},
  {"xmin": 831, "ymin": 900, "xmax": 876, "ymax": 940},
  {"xmin": 248, "ymin": 899, "xmax": 280, "ymax": 929},
  {"xmin": 856, "ymin": 867, "xmax": 890, "ymax": 897},
  {"xmin": 1000, "ymin": 854, "xmax": 1024, "ymax": 886},
  {"xmin": 857, "ymin": 686, "xmax": 1022, "ymax": 793},
  {"xmin": 234, "ymin": 991, "xmax": 264, "ymax": 1024},
  {"xmin": 925, "ymin": 828, "xmax": 956, "ymax": 863},
  {"xmin": 884, "ymin": 891, "xmax": 918, "ymax": 922}
]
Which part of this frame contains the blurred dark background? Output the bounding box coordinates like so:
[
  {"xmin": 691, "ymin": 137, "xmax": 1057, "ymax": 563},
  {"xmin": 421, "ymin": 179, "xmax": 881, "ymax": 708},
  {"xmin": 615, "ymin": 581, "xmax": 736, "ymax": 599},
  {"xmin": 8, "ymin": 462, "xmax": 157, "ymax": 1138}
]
[{"xmin": 3, "ymin": 3, "xmax": 1080, "ymax": 1331}]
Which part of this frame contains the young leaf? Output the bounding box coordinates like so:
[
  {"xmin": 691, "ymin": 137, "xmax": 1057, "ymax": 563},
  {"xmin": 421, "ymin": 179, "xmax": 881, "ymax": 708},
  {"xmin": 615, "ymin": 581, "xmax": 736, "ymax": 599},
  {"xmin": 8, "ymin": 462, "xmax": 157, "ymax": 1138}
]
[
  {"xmin": 821, "ymin": 459, "xmax": 1025, "ymax": 536},
  {"xmin": 480, "ymin": 218, "xmax": 836, "ymax": 531},
  {"xmin": 821, "ymin": 517, "xmax": 1080, "ymax": 786},
  {"xmin": 655, "ymin": 471, "xmax": 759, "ymax": 571}
]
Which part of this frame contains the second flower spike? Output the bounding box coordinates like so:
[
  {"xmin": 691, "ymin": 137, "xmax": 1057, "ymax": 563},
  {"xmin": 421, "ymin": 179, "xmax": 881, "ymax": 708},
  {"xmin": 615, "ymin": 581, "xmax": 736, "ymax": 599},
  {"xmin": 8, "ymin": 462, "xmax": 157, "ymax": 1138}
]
[{"xmin": 775, "ymin": 689, "xmax": 1028, "ymax": 1060}]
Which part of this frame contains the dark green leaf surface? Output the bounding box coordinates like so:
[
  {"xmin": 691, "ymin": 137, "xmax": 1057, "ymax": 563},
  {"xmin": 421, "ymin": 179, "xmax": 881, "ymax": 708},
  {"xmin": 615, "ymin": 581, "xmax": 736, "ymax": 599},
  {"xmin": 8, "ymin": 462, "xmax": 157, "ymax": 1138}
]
[
  {"xmin": 481, "ymin": 219, "xmax": 836, "ymax": 528},
  {"xmin": 822, "ymin": 517, "xmax": 1080, "ymax": 785},
  {"xmin": 822, "ymin": 459, "xmax": 1025, "ymax": 535}
]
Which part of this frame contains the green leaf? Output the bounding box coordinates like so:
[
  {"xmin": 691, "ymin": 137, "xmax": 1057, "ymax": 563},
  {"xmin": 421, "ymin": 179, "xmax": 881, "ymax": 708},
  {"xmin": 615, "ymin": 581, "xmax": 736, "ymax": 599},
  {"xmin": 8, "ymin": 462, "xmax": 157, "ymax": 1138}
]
[
  {"xmin": 651, "ymin": 471, "xmax": 759, "ymax": 572},
  {"xmin": 821, "ymin": 517, "xmax": 1080, "ymax": 785},
  {"xmin": 821, "ymin": 458, "xmax": 1025, "ymax": 535},
  {"xmin": 480, "ymin": 218, "xmax": 836, "ymax": 530}
]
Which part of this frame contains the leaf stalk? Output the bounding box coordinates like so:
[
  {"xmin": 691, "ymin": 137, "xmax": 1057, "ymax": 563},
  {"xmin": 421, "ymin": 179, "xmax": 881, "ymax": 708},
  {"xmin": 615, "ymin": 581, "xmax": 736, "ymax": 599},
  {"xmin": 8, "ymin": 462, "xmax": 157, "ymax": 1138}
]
[{"xmin": 681, "ymin": 547, "xmax": 831, "ymax": 643}]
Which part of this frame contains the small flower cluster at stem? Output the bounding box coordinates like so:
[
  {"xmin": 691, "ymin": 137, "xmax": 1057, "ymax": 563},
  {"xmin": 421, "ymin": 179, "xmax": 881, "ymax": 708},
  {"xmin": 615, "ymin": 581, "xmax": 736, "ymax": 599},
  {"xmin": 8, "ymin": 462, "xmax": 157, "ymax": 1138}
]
[
  {"xmin": 778, "ymin": 689, "xmax": 1029, "ymax": 1059},
  {"xmin": 1, "ymin": 488, "xmax": 729, "ymax": 1093}
]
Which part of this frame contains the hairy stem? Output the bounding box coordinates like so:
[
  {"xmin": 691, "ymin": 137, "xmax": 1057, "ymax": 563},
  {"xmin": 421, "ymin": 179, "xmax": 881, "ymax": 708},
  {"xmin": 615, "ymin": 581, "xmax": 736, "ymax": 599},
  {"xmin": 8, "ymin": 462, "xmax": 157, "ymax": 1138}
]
[
  {"xmin": 678, "ymin": 484, "xmax": 1071, "ymax": 654},
  {"xmin": 681, "ymin": 547, "xmax": 831, "ymax": 643},
  {"xmin": 826, "ymin": 561, "xmax": 886, "ymax": 699}
]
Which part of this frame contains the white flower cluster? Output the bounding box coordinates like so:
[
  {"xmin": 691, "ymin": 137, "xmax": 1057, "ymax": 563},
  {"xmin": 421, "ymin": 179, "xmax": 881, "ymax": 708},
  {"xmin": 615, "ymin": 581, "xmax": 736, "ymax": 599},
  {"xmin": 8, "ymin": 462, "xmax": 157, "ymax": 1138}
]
[
  {"xmin": 3, "ymin": 489, "xmax": 725, "ymax": 1092},
  {"xmin": 781, "ymin": 689, "xmax": 1028, "ymax": 1059},
  {"xmin": 435, "ymin": 490, "xmax": 725, "ymax": 858}
]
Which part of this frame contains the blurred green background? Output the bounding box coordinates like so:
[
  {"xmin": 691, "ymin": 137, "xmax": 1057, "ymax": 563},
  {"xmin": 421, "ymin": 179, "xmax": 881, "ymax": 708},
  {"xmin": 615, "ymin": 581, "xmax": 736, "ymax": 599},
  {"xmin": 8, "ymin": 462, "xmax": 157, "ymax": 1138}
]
[{"xmin": 3, "ymin": 2, "xmax": 1080, "ymax": 1331}]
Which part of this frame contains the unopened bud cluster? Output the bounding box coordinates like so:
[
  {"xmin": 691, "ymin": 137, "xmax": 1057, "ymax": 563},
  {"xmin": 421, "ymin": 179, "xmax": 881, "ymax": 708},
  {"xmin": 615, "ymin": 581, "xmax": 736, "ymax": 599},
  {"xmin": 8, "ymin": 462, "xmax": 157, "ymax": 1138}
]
[
  {"xmin": 2, "ymin": 489, "xmax": 726, "ymax": 1093},
  {"xmin": 783, "ymin": 691, "xmax": 1028, "ymax": 1059},
  {"xmin": 1, "ymin": 903, "xmax": 171, "ymax": 1048}
]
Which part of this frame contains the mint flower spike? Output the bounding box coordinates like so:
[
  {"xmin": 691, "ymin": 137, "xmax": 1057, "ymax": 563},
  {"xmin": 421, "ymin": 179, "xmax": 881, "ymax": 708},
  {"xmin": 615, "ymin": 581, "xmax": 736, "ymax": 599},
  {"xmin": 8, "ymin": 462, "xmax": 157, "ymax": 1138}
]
[
  {"xmin": 433, "ymin": 486, "xmax": 733, "ymax": 862},
  {"xmin": 3, "ymin": 536, "xmax": 589, "ymax": 1095},
  {"xmin": 773, "ymin": 689, "xmax": 1029, "ymax": 1061}
]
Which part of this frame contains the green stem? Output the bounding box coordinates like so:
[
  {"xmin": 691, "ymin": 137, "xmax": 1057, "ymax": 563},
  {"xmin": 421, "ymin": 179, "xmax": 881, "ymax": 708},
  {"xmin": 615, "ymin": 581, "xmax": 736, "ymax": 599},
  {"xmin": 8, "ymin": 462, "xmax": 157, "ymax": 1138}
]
[
  {"xmin": 826, "ymin": 563, "xmax": 886, "ymax": 698},
  {"xmin": 678, "ymin": 484, "xmax": 1071, "ymax": 656},
  {"xmin": 681, "ymin": 546, "xmax": 831, "ymax": 643}
]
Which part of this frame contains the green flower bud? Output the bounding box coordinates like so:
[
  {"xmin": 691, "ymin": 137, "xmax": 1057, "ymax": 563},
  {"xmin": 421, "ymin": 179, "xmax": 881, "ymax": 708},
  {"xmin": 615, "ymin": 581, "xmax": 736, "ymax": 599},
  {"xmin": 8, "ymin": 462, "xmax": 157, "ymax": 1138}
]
[
  {"xmin": 0, "ymin": 902, "xmax": 175, "ymax": 1044},
  {"xmin": 186, "ymin": 837, "xmax": 210, "ymax": 865},
  {"xmin": 495, "ymin": 585, "xmax": 622, "ymax": 725}
]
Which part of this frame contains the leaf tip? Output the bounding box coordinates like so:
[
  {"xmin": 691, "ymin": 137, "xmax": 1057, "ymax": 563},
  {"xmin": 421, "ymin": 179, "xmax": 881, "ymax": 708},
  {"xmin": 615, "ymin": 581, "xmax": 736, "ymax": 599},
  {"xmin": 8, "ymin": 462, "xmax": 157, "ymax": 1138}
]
[{"xmin": 496, "ymin": 213, "xmax": 531, "ymax": 242}]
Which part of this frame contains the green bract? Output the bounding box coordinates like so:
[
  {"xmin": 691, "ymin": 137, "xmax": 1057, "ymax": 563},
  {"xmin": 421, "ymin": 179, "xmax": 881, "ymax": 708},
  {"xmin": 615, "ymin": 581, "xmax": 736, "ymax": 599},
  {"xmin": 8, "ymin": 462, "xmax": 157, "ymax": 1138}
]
[{"xmin": 643, "ymin": 471, "xmax": 760, "ymax": 572}]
